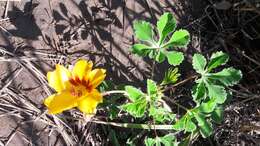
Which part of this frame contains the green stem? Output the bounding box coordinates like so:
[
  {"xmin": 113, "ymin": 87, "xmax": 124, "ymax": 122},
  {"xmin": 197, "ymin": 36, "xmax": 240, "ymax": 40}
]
[
  {"xmin": 102, "ymin": 90, "xmax": 127, "ymax": 96},
  {"xmin": 91, "ymin": 120, "xmax": 175, "ymax": 130}
]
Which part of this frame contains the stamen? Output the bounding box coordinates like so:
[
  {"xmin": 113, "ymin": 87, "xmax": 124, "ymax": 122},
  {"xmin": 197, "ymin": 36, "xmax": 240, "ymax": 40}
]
[
  {"xmin": 69, "ymin": 78, "xmax": 78, "ymax": 86},
  {"xmin": 70, "ymin": 88, "xmax": 83, "ymax": 98},
  {"xmin": 82, "ymin": 79, "xmax": 88, "ymax": 87},
  {"xmin": 69, "ymin": 76, "xmax": 93, "ymax": 92},
  {"xmin": 75, "ymin": 76, "xmax": 81, "ymax": 84}
]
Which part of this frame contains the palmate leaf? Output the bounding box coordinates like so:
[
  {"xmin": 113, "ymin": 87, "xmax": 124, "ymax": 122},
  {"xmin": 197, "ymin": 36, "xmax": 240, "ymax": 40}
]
[
  {"xmin": 192, "ymin": 53, "xmax": 207, "ymax": 74},
  {"xmin": 145, "ymin": 138, "xmax": 156, "ymax": 146},
  {"xmin": 207, "ymin": 51, "xmax": 229, "ymax": 72},
  {"xmin": 206, "ymin": 84, "xmax": 227, "ymax": 104},
  {"xmin": 121, "ymin": 98, "xmax": 147, "ymax": 118},
  {"xmin": 123, "ymin": 86, "xmax": 146, "ymax": 118},
  {"xmin": 145, "ymin": 134, "xmax": 178, "ymax": 146},
  {"xmin": 194, "ymin": 113, "xmax": 213, "ymax": 138},
  {"xmin": 173, "ymin": 114, "xmax": 197, "ymax": 132},
  {"xmin": 125, "ymin": 86, "xmax": 144, "ymax": 102},
  {"xmin": 211, "ymin": 105, "xmax": 224, "ymax": 124},
  {"xmin": 166, "ymin": 51, "xmax": 184, "ymax": 66},
  {"xmin": 131, "ymin": 13, "xmax": 189, "ymax": 65},
  {"xmin": 185, "ymin": 118, "xmax": 197, "ymax": 132},
  {"xmin": 133, "ymin": 21, "xmax": 154, "ymax": 41},
  {"xmin": 132, "ymin": 44, "xmax": 153, "ymax": 56},
  {"xmin": 165, "ymin": 29, "xmax": 190, "ymax": 48},
  {"xmin": 197, "ymin": 97, "xmax": 217, "ymax": 113},
  {"xmin": 149, "ymin": 106, "xmax": 175, "ymax": 123},
  {"xmin": 172, "ymin": 115, "xmax": 186, "ymax": 131},
  {"xmin": 157, "ymin": 12, "xmax": 177, "ymax": 45},
  {"xmin": 147, "ymin": 79, "xmax": 157, "ymax": 96},
  {"xmin": 160, "ymin": 134, "xmax": 178, "ymax": 146},
  {"xmin": 208, "ymin": 67, "xmax": 242, "ymax": 86},
  {"xmin": 192, "ymin": 82, "xmax": 207, "ymax": 103},
  {"xmin": 192, "ymin": 52, "xmax": 242, "ymax": 106}
]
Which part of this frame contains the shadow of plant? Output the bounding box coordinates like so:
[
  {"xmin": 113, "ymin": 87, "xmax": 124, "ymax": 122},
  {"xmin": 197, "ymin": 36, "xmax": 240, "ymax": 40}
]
[{"xmin": 7, "ymin": 2, "xmax": 41, "ymax": 40}]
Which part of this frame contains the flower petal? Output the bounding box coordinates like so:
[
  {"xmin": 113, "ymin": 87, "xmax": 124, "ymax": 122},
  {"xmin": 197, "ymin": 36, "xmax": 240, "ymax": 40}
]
[
  {"xmin": 72, "ymin": 60, "xmax": 93, "ymax": 80},
  {"xmin": 44, "ymin": 90, "xmax": 78, "ymax": 114},
  {"xmin": 77, "ymin": 89, "xmax": 103, "ymax": 114},
  {"xmin": 47, "ymin": 65, "xmax": 71, "ymax": 92},
  {"xmin": 88, "ymin": 69, "xmax": 106, "ymax": 89}
]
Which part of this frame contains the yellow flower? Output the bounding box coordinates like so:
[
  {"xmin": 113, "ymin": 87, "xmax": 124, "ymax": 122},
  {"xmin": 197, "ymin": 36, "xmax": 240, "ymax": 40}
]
[{"xmin": 44, "ymin": 59, "xmax": 106, "ymax": 115}]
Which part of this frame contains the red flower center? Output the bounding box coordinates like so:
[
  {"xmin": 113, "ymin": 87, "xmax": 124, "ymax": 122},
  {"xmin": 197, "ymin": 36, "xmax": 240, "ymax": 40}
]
[{"xmin": 69, "ymin": 76, "xmax": 93, "ymax": 92}]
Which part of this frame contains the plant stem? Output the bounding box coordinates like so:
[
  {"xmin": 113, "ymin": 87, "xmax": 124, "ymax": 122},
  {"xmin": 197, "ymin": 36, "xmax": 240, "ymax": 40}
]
[
  {"xmin": 163, "ymin": 75, "xmax": 198, "ymax": 92},
  {"xmin": 102, "ymin": 90, "xmax": 127, "ymax": 96},
  {"xmin": 91, "ymin": 120, "xmax": 175, "ymax": 130},
  {"xmin": 151, "ymin": 60, "xmax": 156, "ymax": 79},
  {"xmin": 171, "ymin": 100, "xmax": 189, "ymax": 111}
]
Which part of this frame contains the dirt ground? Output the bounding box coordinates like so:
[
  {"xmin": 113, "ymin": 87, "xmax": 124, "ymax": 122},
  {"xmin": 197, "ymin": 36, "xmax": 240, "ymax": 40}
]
[{"xmin": 0, "ymin": 0, "xmax": 259, "ymax": 146}]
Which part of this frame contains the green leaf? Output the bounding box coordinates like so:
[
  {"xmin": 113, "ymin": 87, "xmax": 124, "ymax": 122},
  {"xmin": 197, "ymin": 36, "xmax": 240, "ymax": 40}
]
[
  {"xmin": 194, "ymin": 113, "xmax": 213, "ymax": 138},
  {"xmin": 174, "ymin": 114, "xmax": 196, "ymax": 132},
  {"xmin": 157, "ymin": 12, "xmax": 177, "ymax": 45},
  {"xmin": 211, "ymin": 105, "xmax": 224, "ymax": 124},
  {"xmin": 206, "ymin": 84, "xmax": 227, "ymax": 104},
  {"xmin": 173, "ymin": 116, "xmax": 186, "ymax": 131},
  {"xmin": 125, "ymin": 86, "xmax": 144, "ymax": 102},
  {"xmin": 165, "ymin": 29, "xmax": 190, "ymax": 47},
  {"xmin": 162, "ymin": 67, "xmax": 180, "ymax": 85},
  {"xmin": 133, "ymin": 20, "xmax": 154, "ymax": 41},
  {"xmin": 145, "ymin": 137, "xmax": 156, "ymax": 146},
  {"xmin": 149, "ymin": 107, "xmax": 175, "ymax": 123},
  {"xmin": 192, "ymin": 82, "xmax": 206, "ymax": 103},
  {"xmin": 147, "ymin": 79, "xmax": 157, "ymax": 96},
  {"xmin": 155, "ymin": 51, "xmax": 166, "ymax": 63},
  {"xmin": 200, "ymin": 122, "xmax": 213, "ymax": 138},
  {"xmin": 198, "ymin": 98, "xmax": 217, "ymax": 113},
  {"xmin": 156, "ymin": 138, "xmax": 161, "ymax": 146},
  {"xmin": 209, "ymin": 67, "xmax": 242, "ymax": 86},
  {"xmin": 166, "ymin": 51, "xmax": 184, "ymax": 66},
  {"xmin": 145, "ymin": 135, "xmax": 178, "ymax": 146},
  {"xmin": 132, "ymin": 44, "xmax": 152, "ymax": 56},
  {"xmin": 121, "ymin": 98, "xmax": 147, "ymax": 117},
  {"xmin": 207, "ymin": 51, "xmax": 229, "ymax": 72},
  {"xmin": 185, "ymin": 118, "xmax": 197, "ymax": 132},
  {"xmin": 161, "ymin": 134, "xmax": 178, "ymax": 146},
  {"xmin": 192, "ymin": 53, "xmax": 207, "ymax": 73}
]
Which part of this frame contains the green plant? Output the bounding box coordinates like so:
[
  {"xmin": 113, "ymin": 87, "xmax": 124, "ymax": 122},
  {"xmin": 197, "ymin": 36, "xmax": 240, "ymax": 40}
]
[
  {"xmin": 122, "ymin": 79, "xmax": 175, "ymax": 123},
  {"xmin": 46, "ymin": 12, "xmax": 242, "ymax": 145},
  {"xmin": 132, "ymin": 12, "xmax": 189, "ymax": 65},
  {"xmin": 110, "ymin": 12, "xmax": 241, "ymax": 145},
  {"xmin": 117, "ymin": 50, "xmax": 241, "ymax": 145}
]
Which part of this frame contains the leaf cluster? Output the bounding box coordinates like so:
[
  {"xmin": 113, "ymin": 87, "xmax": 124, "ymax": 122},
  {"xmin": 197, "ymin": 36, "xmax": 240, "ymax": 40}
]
[
  {"xmin": 145, "ymin": 134, "xmax": 178, "ymax": 146},
  {"xmin": 192, "ymin": 51, "xmax": 242, "ymax": 104},
  {"xmin": 107, "ymin": 12, "xmax": 243, "ymax": 146},
  {"xmin": 121, "ymin": 79, "xmax": 175, "ymax": 123},
  {"xmin": 132, "ymin": 13, "xmax": 189, "ymax": 66},
  {"xmin": 172, "ymin": 51, "xmax": 242, "ymax": 138}
]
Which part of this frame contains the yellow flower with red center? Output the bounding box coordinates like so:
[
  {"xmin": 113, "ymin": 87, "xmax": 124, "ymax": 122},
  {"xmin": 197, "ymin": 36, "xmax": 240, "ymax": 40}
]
[{"xmin": 44, "ymin": 59, "xmax": 106, "ymax": 115}]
